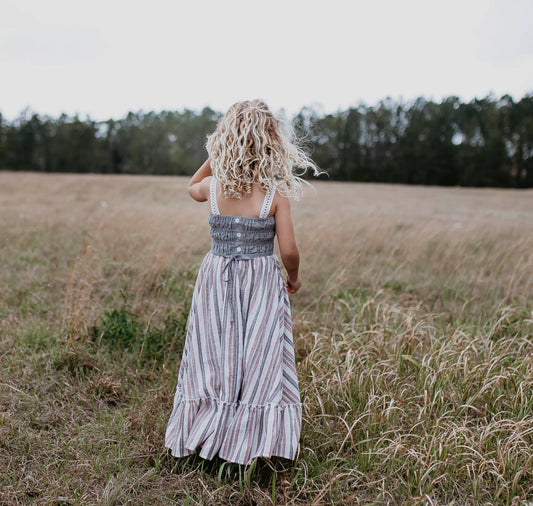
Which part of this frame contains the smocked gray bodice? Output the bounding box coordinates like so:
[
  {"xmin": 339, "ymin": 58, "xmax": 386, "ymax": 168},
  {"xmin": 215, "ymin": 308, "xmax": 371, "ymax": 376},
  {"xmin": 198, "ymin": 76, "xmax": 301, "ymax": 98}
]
[
  {"xmin": 208, "ymin": 176, "xmax": 276, "ymax": 259},
  {"xmin": 209, "ymin": 214, "xmax": 275, "ymax": 257}
]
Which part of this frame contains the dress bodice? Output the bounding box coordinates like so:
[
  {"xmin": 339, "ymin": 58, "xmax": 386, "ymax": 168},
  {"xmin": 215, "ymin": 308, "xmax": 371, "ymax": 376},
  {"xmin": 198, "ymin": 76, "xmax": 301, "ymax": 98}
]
[
  {"xmin": 209, "ymin": 214, "xmax": 275, "ymax": 257},
  {"xmin": 208, "ymin": 177, "xmax": 276, "ymax": 259}
]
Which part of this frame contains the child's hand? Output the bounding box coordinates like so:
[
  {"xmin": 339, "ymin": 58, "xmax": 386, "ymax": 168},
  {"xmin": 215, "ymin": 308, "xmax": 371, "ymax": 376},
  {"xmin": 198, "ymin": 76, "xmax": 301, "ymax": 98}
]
[{"xmin": 286, "ymin": 276, "xmax": 301, "ymax": 294}]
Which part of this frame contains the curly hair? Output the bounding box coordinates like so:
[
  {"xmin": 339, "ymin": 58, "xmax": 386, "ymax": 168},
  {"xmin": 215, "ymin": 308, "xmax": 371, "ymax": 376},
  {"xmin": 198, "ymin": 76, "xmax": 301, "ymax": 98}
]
[{"xmin": 205, "ymin": 99, "xmax": 321, "ymax": 200}]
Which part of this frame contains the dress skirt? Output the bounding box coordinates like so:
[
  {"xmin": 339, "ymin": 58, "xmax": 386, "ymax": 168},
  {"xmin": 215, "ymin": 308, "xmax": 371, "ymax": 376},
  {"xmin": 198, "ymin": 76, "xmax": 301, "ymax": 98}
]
[{"xmin": 164, "ymin": 251, "xmax": 302, "ymax": 465}]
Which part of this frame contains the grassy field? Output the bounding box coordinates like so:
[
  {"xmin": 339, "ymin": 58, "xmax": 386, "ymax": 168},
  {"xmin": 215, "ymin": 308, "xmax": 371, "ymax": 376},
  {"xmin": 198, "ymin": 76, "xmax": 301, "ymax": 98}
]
[{"xmin": 1, "ymin": 171, "xmax": 532, "ymax": 505}]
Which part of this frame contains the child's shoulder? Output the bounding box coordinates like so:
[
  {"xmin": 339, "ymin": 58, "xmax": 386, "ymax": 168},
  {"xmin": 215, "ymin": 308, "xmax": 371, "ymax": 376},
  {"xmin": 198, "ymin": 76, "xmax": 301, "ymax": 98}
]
[{"xmin": 271, "ymin": 187, "xmax": 292, "ymax": 216}]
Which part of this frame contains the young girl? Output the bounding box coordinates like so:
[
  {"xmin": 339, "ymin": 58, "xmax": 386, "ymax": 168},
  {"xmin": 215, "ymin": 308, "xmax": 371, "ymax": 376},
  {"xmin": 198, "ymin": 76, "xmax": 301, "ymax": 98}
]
[{"xmin": 164, "ymin": 99, "xmax": 318, "ymax": 466}]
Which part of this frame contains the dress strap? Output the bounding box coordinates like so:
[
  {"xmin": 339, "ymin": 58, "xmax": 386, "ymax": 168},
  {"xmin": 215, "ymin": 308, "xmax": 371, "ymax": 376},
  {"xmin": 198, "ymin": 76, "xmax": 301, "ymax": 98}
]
[
  {"xmin": 259, "ymin": 184, "xmax": 276, "ymax": 219},
  {"xmin": 209, "ymin": 176, "xmax": 220, "ymax": 215}
]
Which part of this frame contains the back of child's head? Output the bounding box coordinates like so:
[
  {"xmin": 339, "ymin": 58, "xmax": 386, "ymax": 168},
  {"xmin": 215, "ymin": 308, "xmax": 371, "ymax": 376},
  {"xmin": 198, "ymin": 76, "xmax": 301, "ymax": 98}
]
[{"xmin": 206, "ymin": 99, "xmax": 320, "ymax": 200}]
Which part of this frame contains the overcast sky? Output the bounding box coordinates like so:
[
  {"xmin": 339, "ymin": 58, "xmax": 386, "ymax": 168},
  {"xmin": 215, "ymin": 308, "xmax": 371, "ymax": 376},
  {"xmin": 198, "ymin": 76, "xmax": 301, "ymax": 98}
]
[{"xmin": 1, "ymin": 0, "xmax": 532, "ymax": 122}]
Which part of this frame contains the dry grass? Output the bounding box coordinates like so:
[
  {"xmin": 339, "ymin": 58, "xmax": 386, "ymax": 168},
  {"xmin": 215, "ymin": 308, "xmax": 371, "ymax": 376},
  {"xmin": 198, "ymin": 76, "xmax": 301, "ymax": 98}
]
[{"xmin": 1, "ymin": 171, "xmax": 532, "ymax": 505}]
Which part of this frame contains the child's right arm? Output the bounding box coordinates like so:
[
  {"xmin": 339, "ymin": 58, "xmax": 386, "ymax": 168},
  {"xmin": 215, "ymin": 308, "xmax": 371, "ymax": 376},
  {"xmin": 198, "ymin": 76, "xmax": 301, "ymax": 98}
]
[
  {"xmin": 274, "ymin": 193, "xmax": 301, "ymax": 294},
  {"xmin": 188, "ymin": 159, "xmax": 212, "ymax": 202}
]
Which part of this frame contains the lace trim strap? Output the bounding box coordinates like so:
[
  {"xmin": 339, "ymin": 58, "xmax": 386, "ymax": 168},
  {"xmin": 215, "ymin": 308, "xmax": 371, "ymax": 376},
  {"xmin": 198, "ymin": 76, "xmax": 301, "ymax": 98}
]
[
  {"xmin": 209, "ymin": 176, "xmax": 220, "ymax": 215},
  {"xmin": 259, "ymin": 184, "xmax": 276, "ymax": 219}
]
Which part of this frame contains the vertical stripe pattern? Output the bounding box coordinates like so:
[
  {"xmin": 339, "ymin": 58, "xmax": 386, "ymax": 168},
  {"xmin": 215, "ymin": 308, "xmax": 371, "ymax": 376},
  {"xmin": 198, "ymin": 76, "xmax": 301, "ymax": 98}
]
[{"xmin": 164, "ymin": 252, "xmax": 302, "ymax": 465}]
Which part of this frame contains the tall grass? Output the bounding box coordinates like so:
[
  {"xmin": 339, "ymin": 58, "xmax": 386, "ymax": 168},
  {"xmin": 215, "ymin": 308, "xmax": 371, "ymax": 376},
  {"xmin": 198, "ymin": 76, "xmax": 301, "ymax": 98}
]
[{"xmin": 1, "ymin": 171, "xmax": 532, "ymax": 504}]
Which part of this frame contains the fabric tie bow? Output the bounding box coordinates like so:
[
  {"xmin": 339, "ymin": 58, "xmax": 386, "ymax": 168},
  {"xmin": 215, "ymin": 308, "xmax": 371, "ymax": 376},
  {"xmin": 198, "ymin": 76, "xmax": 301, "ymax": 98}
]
[{"xmin": 221, "ymin": 254, "xmax": 243, "ymax": 323}]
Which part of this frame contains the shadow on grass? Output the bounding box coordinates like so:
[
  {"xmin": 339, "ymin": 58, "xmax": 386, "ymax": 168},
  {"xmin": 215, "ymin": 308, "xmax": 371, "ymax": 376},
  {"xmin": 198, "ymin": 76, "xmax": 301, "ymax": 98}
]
[{"xmin": 165, "ymin": 450, "xmax": 296, "ymax": 488}]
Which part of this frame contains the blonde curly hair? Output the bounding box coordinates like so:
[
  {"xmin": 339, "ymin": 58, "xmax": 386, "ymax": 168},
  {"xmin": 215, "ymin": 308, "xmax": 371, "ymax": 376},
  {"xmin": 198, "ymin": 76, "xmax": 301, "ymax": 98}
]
[{"xmin": 205, "ymin": 99, "xmax": 320, "ymax": 200}]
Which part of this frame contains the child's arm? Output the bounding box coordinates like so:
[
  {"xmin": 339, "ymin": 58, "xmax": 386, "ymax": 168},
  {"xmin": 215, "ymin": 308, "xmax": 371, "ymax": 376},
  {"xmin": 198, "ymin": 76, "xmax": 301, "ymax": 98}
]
[
  {"xmin": 188, "ymin": 159, "xmax": 212, "ymax": 202},
  {"xmin": 274, "ymin": 193, "xmax": 301, "ymax": 294}
]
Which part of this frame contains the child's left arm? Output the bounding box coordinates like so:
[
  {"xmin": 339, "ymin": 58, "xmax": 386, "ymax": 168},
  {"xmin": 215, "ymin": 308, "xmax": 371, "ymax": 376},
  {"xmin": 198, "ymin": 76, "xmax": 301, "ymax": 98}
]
[{"xmin": 188, "ymin": 159, "xmax": 212, "ymax": 202}]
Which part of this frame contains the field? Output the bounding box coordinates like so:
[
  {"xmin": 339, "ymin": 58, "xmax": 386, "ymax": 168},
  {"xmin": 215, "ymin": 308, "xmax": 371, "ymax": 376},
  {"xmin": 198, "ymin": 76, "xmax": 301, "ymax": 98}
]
[{"xmin": 1, "ymin": 171, "xmax": 532, "ymax": 505}]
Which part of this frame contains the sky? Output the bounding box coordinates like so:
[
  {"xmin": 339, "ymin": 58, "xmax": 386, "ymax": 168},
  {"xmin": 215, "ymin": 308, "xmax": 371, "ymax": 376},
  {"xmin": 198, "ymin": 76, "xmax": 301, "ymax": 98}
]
[{"xmin": 1, "ymin": 0, "xmax": 532, "ymax": 122}]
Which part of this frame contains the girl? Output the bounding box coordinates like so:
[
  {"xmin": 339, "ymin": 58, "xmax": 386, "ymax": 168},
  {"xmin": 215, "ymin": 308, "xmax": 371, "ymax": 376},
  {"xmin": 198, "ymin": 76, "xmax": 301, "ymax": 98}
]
[{"xmin": 164, "ymin": 99, "xmax": 319, "ymax": 466}]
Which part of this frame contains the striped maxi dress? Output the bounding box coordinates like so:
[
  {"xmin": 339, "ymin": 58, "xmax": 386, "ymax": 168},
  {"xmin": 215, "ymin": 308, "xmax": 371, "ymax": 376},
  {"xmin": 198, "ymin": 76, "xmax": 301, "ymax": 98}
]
[{"xmin": 164, "ymin": 176, "xmax": 302, "ymax": 465}]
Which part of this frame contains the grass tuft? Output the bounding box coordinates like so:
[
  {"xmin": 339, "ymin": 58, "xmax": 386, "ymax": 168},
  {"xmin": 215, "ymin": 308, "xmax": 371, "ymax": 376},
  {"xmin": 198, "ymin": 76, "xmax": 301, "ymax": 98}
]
[{"xmin": 89, "ymin": 293, "xmax": 189, "ymax": 363}]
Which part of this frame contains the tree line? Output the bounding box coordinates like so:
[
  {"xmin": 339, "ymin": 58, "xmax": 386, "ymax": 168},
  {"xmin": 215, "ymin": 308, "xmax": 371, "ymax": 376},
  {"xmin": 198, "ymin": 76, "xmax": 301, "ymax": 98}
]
[{"xmin": 1, "ymin": 94, "xmax": 531, "ymax": 187}]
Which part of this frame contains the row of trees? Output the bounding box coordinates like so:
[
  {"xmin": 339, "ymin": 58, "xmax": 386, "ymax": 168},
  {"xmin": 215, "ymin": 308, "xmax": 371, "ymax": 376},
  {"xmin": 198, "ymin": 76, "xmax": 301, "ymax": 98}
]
[
  {"xmin": 295, "ymin": 95, "xmax": 533, "ymax": 187},
  {"xmin": 1, "ymin": 94, "xmax": 532, "ymax": 187},
  {"xmin": 0, "ymin": 107, "xmax": 219, "ymax": 176}
]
